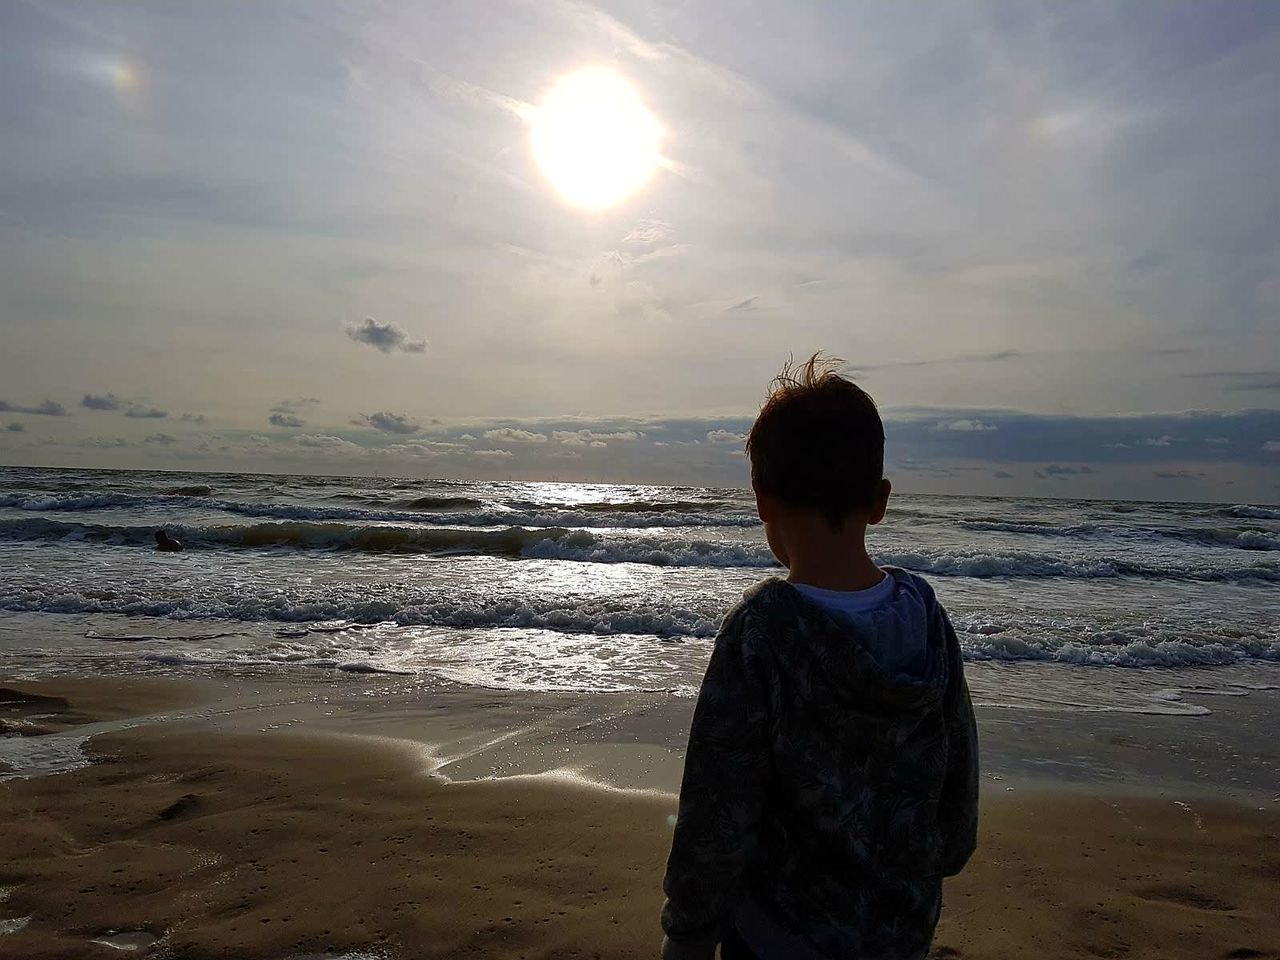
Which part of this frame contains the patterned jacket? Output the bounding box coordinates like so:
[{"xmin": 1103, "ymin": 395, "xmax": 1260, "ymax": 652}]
[{"xmin": 661, "ymin": 569, "xmax": 979, "ymax": 959}]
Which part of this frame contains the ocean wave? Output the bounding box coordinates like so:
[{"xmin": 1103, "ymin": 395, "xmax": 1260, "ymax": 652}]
[
  {"xmin": 958, "ymin": 518, "xmax": 1280, "ymax": 551},
  {"xmin": 505, "ymin": 498, "xmax": 735, "ymax": 514},
  {"xmin": 394, "ymin": 495, "xmax": 485, "ymax": 510},
  {"xmin": 4, "ymin": 516, "xmax": 1278, "ymax": 582},
  {"xmin": 0, "ymin": 516, "xmax": 776, "ymax": 566},
  {"xmin": 1, "ymin": 582, "xmax": 722, "ymax": 638},
  {"xmin": 876, "ymin": 549, "xmax": 1280, "ymax": 583},
  {"xmin": 0, "ymin": 492, "xmax": 150, "ymax": 512},
  {"xmin": 957, "ymin": 519, "xmax": 1097, "ymax": 537},
  {"xmin": 1224, "ymin": 504, "xmax": 1280, "ymax": 521},
  {"xmin": 1173, "ymin": 528, "xmax": 1280, "ymax": 551},
  {"xmin": 0, "ymin": 491, "xmax": 755, "ymax": 529},
  {"xmin": 953, "ymin": 618, "xmax": 1280, "ymax": 668}
]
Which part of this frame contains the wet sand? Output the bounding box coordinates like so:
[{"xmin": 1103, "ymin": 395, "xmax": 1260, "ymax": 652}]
[{"xmin": 1, "ymin": 679, "xmax": 1278, "ymax": 960}]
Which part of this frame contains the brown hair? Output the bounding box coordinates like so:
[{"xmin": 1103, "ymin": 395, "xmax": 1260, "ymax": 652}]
[{"xmin": 746, "ymin": 352, "xmax": 884, "ymax": 530}]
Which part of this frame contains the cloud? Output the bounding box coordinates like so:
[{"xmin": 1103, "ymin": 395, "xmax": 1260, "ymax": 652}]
[
  {"xmin": 1141, "ymin": 435, "xmax": 1174, "ymax": 447},
  {"xmin": 145, "ymin": 433, "xmax": 176, "ymax": 445},
  {"xmin": 0, "ymin": 400, "xmax": 68, "ymax": 416},
  {"xmin": 992, "ymin": 470, "xmax": 1014, "ymax": 479},
  {"xmin": 552, "ymin": 429, "xmax": 643, "ymax": 446},
  {"xmin": 180, "ymin": 413, "xmax": 207, "ymax": 424},
  {"xmin": 294, "ymin": 434, "xmax": 361, "ymax": 451},
  {"xmin": 124, "ymin": 406, "xmax": 168, "ymax": 419},
  {"xmin": 851, "ymin": 351, "xmax": 1024, "ymax": 375},
  {"xmin": 724, "ymin": 296, "xmax": 759, "ymax": 312},
  {"xmin": 76, "ymin": 436, "xmax": 129, "ymax": 448},
  {"xmin": 934, "ymin": 419, "xmax": 997, "ymax": 432},
  {"xmin": 1188, "ymin": 371, "xmax": 1280, "ymax": 393},
  {"xmin": 81, "ymin": 393, "xmax": 122, "ymax": 411},
  {"xmin": 353, "ymin": 411, "xmax": 420, "ymax": 435},
  {"xmin": 472, "ymin": 449, "xmax": 513, "ymax": 459},
  {"xmin": 1263, "ymin": 440, "xmax": 1280, "ymax": 453},
  {"xmin": 268, "ymin": 398, "xmax": 319, "ymax": 428},
  {"xmin": 6, "ymin": 423, "xmax": 24, "ymax": 432},
  {"xmin": 484, "ymin": 428, "xmax": 548, "ymax": 444},
  {"xmin": 620, "ymin": 220, "xmax": 671, "ymax": 246},
  {"xmin": 1034, "ymin": 464, "xmax": 1096, "ymax": 479},
  {"xmin": 1153, "ymin": 469, "xmax": 1206, "ymax": 480},
  {"xmin": 707, "ymin": 429, "xmax": 747, "ymax": 445},
  {"xmin": 383, "ymin": 440, "xmax": 468, "ymax": 458},
  {"xmin": 344, "ymin": 317, "xmax": 428, "ymax": 354}
]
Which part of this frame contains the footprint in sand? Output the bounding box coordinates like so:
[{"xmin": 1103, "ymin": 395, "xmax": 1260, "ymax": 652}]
[{"xmin": 1136, "ymin": 884, "xmax": 1236, "ymax": 912}]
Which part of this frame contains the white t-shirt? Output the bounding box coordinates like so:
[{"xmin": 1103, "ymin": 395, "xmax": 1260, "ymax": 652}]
[{"xmin": 792, "ymin": 573, "xmax": 923, "ymax": 676}]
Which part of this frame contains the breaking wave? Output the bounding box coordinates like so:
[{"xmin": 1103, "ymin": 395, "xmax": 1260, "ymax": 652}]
[
  {"xmin": 0, "ymin": 491, "xmax": 754, "ymax": 529},
  {"xmin": 3, "ymin": 517, "xmax": 1278, "ymax": 582},
  {"xmin": 1224, "ymin": 504, "xmax": 1280, "ymax": 521}
]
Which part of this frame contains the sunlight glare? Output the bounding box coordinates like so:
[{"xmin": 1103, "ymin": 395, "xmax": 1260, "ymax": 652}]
[{"xmin": 530, "ymin": 67, "xmax": 663, "ymax": 210}]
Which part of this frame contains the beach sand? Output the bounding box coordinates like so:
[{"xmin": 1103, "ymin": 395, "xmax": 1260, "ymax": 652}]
[{"xmin": 1, "ymin": 679, "xmax": 1278, "ymax": 960}]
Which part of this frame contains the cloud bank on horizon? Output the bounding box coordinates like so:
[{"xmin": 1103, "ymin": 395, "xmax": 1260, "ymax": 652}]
[{"xmin": 0, "ymin": 1, "xmax": 1277, "ymax": 500}]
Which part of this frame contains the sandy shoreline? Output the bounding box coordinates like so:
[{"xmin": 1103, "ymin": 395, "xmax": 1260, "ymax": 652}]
[{"xmin": 2, "ymin": 678, "xmax": 1278, "ymax": 960}]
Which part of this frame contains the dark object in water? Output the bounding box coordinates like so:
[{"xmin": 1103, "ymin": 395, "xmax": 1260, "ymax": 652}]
[{"xmin": 154, "ymin": 530, "xmax": 183, "ymax": 552}]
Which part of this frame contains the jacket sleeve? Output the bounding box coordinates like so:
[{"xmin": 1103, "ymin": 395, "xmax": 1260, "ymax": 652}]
[
  {"xmin": 660, "ymin": 609, "xmax": 770, "ymax": 959},
  {"xmin": 938, "ymin": 606, "xmax": 979, "ymax": 877}
]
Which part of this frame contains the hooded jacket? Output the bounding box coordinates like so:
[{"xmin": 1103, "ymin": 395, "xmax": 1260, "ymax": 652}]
[{"xmin": 661, "ymin": 568, "xmax": 979, "ymax": 960}]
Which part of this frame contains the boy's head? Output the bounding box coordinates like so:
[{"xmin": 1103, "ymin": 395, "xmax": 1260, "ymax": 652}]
[{"xmin": 747, "ymin": 353, "xmax": 889, "ymax": 535}]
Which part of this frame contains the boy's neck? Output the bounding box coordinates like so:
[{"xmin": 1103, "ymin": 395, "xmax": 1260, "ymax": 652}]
[
  {"xmin": 787, "ymin": 553, "xmax": 884, "ymax": 592},
  {"xmin": 785, "ymin": 536, "xmax": 884, "ymax": 592}
]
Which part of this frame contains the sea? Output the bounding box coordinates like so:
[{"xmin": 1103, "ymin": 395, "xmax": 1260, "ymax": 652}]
[{"xmin": 2, "ymin": 465, "xmax": 1278, "ymax": 715}]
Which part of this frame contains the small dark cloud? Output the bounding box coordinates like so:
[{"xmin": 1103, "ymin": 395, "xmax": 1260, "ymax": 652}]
[
  {"xmin": 724, "ymin": 296, "xmax": 759, "ymax": 312},
  {"xmin": 1229, "ymin": 378, "xmax": 1280, "ymax": 392},
  {"xmin": 345, "ymin": 317, "xmax": 427, "ymax": 354},
  {"xmin": 0, "ymin": 399, "xmax": 68, "ymax": 416},
  {"xmin": 82, "ymin": 393, "xmax": 122, "ymax": 411},
  {"xmin": 6, "ymin": 423, "xmax": 24, "ymax": 432},
  {"xmin": 353, "ymin": 411, "xmax": 420, "ymax": 435},
  {"xmin": 992, "ymin": 470, "xmax": 1014, "ymax": 479},
  {"xmin": 180, "ymin": 413, "xmax": 207, "ymax": 424},
  {"xmin": 76, "ymin": 436, "xmax": 129, "ymax": 449},
  {"xmin": 1034, "ymin": 464, "xmax": 1096, "ymax": 479},
  {"xmin": 852, "ymin": 350, "xmax": 1023, "ymax": 375},
  {"xmin": 1183, "ymin": 370, "xmax": 1280, "ymax": 391},
  {"xmin": 267, "ymin": 398, "xmax": 319, "ymax": 428},
  {"xmin": 124, "ymin": 406, "xmax": 168, "ymax": 419},
  {"xmin": 1127, "ymin": 251, "xmax": 1169, "ymax": 273},
  {"xmin": 1153, "ymin": 470, "xmax": 1206, "ymax": 480},
  {"xmin": 145, "ymin": 433, "xmax": 177, "ymax": 445}
]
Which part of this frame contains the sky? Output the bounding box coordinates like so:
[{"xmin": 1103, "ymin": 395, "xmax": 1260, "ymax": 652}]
[{"xmin": 1, "ymin": 0, "xmax": 1277, "ymax": 501}]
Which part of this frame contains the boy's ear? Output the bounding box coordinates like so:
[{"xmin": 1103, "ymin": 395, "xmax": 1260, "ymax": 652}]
[
  {"xmin": 866, "ymin": 477, "xmax": 892, "ymax": 526},
  {"xmin": 754, "ymin": 484, "xmax": 781, "ymax": 524}
]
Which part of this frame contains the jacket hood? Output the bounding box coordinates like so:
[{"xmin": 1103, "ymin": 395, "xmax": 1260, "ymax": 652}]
[{"xmin": 739, "ymin": 567, "xmax": 950, "ymax": 713}]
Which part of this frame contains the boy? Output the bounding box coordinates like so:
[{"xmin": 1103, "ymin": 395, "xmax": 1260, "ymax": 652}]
[{"xmin": 661, "ymin": 354, "xmax": 979, "ymax": 960}]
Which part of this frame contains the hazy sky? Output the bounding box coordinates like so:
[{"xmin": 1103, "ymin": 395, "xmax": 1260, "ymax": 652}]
[{"xmin": 2, "ymin": 0, "xmax": 1278, "ymax": 500}]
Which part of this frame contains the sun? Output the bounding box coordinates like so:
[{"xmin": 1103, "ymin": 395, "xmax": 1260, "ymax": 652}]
[{"xmin": 530, "ymin": 67, "xmax": 663, "ymax": 210}]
